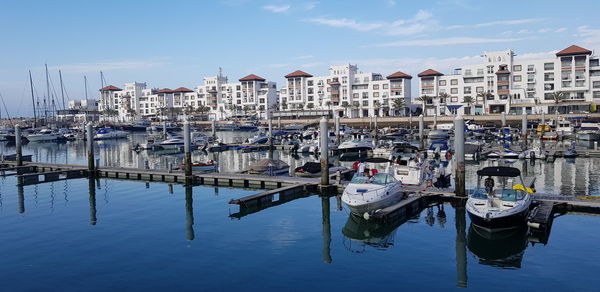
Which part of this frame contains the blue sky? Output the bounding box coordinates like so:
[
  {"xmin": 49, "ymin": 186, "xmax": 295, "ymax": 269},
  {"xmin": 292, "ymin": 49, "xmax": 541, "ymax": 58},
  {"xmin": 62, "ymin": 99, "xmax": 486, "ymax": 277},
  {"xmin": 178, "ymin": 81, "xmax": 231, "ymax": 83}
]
[{"xmin": 1, "ymin": 0, "xmax": 599, "ymax": 116}]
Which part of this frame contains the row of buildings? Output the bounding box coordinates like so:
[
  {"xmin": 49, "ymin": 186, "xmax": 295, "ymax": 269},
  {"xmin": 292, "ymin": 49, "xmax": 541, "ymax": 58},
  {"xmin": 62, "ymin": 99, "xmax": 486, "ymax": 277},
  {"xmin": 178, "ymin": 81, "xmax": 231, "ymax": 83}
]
[{"xmin": 58, "ymin": 44, "xmax": 600, "ymax": 122}]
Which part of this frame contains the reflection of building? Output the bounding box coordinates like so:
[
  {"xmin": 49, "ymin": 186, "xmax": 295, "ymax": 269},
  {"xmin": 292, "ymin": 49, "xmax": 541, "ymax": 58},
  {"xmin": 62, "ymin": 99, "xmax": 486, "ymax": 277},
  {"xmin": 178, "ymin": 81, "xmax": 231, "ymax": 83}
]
[
  {"xmin": 56, "ymin": 99, "xmax": 100, "ymax": 122},
  {"xmin": 278, "ymin": 64, "xmax": 413, "ymax": 118},
  {"xmin": 418, "ymin": 45, "xmax": 600, "ymax": 116}
]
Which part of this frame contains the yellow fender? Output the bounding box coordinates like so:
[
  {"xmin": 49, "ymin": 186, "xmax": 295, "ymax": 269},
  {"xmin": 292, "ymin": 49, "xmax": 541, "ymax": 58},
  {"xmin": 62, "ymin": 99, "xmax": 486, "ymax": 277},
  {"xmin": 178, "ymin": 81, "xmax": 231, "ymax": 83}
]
[{"xmin": 513, "ymin": 184, "xmax": 535, "ymax": 194}]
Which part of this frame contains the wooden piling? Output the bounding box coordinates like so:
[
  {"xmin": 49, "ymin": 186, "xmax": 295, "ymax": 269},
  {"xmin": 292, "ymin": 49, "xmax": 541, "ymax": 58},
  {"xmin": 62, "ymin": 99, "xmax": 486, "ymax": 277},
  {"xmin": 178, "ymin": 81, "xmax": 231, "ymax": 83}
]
[
  {"xmin": 183, "ymin": 122, "xmax": 192, "ymax": 181},
  {"xmin": 15, "ymin": 125, "xmax": 22, "ymax": 167},
  {"xmin": 319, "ymin": 116, "xmax": 329, "ymax": 186},
  {"xmin": 86, "ymin": 123, "xmax": 95, "ymax": 174},
  {"xmin": 454, "ymin": 115, "xmax": 465, "ymax": 197}
]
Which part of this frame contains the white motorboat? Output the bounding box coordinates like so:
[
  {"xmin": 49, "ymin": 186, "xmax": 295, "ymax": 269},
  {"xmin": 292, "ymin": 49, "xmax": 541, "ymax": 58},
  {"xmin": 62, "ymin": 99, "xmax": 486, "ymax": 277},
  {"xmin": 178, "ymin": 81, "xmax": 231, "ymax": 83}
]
[
  {"xmin": 391, "ymin": 156, "xmax": 424, "ymax": 186},
  {"xmin": 428, "ymin": 129, "xmax": 450, "ymax": 140},
  {"xmin": 518, "ymin": 146, "xmax": 548, "ymax": 159},
  {"xmin": 294, "ymin": 162, "xmax": 347, "ymax": 178},
  {"xmin": 577, "ymin": 121, "xmax": 600, "ymax": 141},
  {"xmin": 555, "ymin": 118, "xmax": 574, "ymax": 135},
  {"xmin": 486, "ymin": 148, "xmax": 520, "ymax": 159},
  {"xmin": 466, "ymin": 166, "xmax": 533, "ymax": 231},
  {"xmin": 93, "ymin": 128, "xmax": 128, "ymax": 140},
  {"xmin": 247, "ymin": 159, "xmax": 290, "ymax": 176},
  {"xmin": 25, "ymin": 128, "xmax": 62, "ymax": 142},
  {"xmin": 426, "ymin": 140, "xmax": 452, "ymax": 158},
  {"xmin": 247, "ymin": 132, "xmax": 268, "ymax": 144},
  {"xmin": 299, "ymin": 140, "xmax": 318, "ymax": 153},
  {"xmin": 181, "ymin": 160, "xmax": 217, "ymax": 172},
  {"xmin": 338, "ymin": 134, "xmax": 374, "ymax": 154}
]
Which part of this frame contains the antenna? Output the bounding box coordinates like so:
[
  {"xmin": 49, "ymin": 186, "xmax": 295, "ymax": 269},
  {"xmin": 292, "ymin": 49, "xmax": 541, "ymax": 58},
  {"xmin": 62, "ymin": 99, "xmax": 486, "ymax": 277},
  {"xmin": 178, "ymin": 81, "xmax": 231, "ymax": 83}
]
[{"xmin": 84, "ymin": 75, "xmax": 89, "ymax": 101}]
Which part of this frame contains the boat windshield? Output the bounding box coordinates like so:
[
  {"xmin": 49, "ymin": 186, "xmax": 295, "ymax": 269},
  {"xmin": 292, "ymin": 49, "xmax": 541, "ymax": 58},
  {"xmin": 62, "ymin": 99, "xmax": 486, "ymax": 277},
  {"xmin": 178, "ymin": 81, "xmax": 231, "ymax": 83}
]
[
  {"xmin": 350, "ymin": 173, "xmax": 396, "ymax": 185},
  {"xmin": 470, "ymin": 187, "xmax": 526, "ymax": 201}
]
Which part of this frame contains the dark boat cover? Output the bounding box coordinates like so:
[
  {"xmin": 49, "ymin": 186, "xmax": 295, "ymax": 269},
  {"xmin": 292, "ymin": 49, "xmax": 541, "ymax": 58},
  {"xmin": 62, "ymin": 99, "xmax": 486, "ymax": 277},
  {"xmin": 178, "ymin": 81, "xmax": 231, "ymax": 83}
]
[
  {"xmin": 476, "ymin": 166, "xmax": 520, "ymax": 177},
  {"xmin": 295, "ymin": 162, "xmax": 333, "ymax": 173}
]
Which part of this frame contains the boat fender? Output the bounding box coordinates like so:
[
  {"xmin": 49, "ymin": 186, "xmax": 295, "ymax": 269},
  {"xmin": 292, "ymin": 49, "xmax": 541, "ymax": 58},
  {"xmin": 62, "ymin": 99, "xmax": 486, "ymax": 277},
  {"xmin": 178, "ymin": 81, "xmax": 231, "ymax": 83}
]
[
  {"xmin": 527, "ymin": 222, "xmax": 540, "ymax": 229},
  {"xmin": 363, "ymin": 212, "xmax": 370, "ymax": 220},
  {"xmin": 445, "ymin": 151, "xmax": 452, "ymax": 160},
  {"xmin": 485, "ymin": 212, "xmax": 491, "ymax": 221}
]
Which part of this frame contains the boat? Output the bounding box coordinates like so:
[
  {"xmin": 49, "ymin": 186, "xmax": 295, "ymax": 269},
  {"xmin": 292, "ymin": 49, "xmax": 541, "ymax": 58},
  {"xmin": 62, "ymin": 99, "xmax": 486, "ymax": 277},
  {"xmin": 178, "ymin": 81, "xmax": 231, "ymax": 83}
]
[
  {"xmin": 181, "ymin": 160, "xmax": 217, "ymax": 172},
  {"xmin": 391, "ymin": 156, "xmax": 423, "ymax": 186},
  {"xmin": 426, "ymin": 140, "xmax": 451, "ymax": 158},
  {"xmin": 428, "ymin": 129, "xmax": 450, "ymax": 140},
  {"xmin": 464, "ymin": 141, "xmax": 482, "ymax": 160},
  {"xmin": 577, "ymin": 120, "xmax": 600, "ymax": 141},
  {"xmin": 338, "ymin": 134, "xmax": 374, "ymax": 154},
  {"xmin": 466, "ymin": 166, "xmax": 534, "ymax": 231},
  {"xmin": 518, "ymin": 146, "xmax": 547, "ymax": 159},
  {"xmin": 217, "ymin": 121, "xmax": 240, "ymax": 131},
  {"xmin": 563, "ymin": 147, "xmax": 578, "ymax": 158},
  {"xmin": 121, "ymin": 121, "xmax": 152, "ymax": 132},
  {"xmin": 238, "ymin": 122, "xmax": 259, "ymax": 132},
  {"xmin": 247, "ymin": 159, "xmax": 290, "ymax": 176},
  {"xmin": 555, "ymin": 118, "xmax": 574, "ymax": 135},
  {"xmin": 93, "ymin": 128, "xmax": 128, "ymax": 140},
  {"xmin": 342, "ymin": 158, "xmax": 403, "ymax": 217},
  {"xmin": 486, "ymin": 148, "xmax": 520, "ymax": 159},
  {"xmin": 299, "ymin": 140, "xmax": 318, "ymax": 153},
  {"xmin": 247, "ymin": 132, "xmax": 268, "ymax": 144},
  {"xmin": 25, "ymin": 128, "xmax": 63, "ymax": 142},
  {"xmin": 294, "ymin": 162, "xmax": 347, "ymax": 178},
  {"xmin": 496, "ymin": 127, "xmax": 515, "ymax": 141}
]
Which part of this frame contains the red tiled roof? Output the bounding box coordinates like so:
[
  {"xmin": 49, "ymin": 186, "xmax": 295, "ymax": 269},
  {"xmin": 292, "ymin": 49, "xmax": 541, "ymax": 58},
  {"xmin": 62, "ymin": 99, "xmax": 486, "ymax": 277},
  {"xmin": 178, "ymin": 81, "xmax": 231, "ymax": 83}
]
[
  {"xmin": 386, "ymin": 71, "xmax": 413, "ymax": 79},
  {"xmin": 239, "ymin": 74, "xmax": 266, "ymax": 82},
  {"xmin": 157, "ymin": 88, "xmax": 173, "ymax": 93},
  {"xmin": 285, "ymin": 70, "xmax": 313, "ymax": 78},
  {"xmin": 172, "ymin": 87, "xmax": 194, "ymax": 92},
  {"xmin": 417, "ymin": 69, "xmax": 443, "ymax": 77},
  {"xmin": 556, "ymin": 45, "xmax": 592, "ymax": 56},
  {"xmin": 99, "ymin": 85, "xmax": 122, "ymax": 91}
]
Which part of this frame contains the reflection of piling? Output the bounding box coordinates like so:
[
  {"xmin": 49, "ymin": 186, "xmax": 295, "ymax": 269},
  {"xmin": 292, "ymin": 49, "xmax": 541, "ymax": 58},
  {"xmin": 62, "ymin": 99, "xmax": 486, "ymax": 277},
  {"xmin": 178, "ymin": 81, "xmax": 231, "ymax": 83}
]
[
  {"xmin": 335, "ymin": 116, "xmax": 340, "ymax": 145},
  {"xmin": 162, "ymin": 121, "xmax": 167, "ymax": 139},
  {"xmin": 185, "ymin": 185, "xmax": 195, "ymax": 241},
  {"xmin": 455, "ymin": 205, "xmax": 467, "ymax": 288},
  {"xmin": 17, "ymin": 184, "xmax": 24, "ymax": 214},
  {"xmin": 419, "ymin": 114, "xmax": 424, "ymax": 149},
  {"xmin": 321, "ymin": 196, "xmax": 332, "ymax": 264},
  {"xmin": 541, "ymin": 112, "xmax": 545, "ymax": 148},
  {"xmin": 86, "ymin": 123, "xmax": 95, "ymax": 175},
  {"xmin": 454, "ymin": 115, "xmax": 465, "ymax": 197},
  {"xmin": 88, "ymin": 178, "xmax": 97, "ymax": 225},
  {"xmin": 319, "ymin": 117, "xmax": 329, "ymax": 186},
  {"xmin": 15, "ymin": 125, "xmax": 22, "ymax": 166},
  {"xmin": 522, "ymin": 112, "xmax": 528, "ymax": 147},
  {"xmin": 183, "ymin": 122, "xmax": 192, "ymax": 182}
]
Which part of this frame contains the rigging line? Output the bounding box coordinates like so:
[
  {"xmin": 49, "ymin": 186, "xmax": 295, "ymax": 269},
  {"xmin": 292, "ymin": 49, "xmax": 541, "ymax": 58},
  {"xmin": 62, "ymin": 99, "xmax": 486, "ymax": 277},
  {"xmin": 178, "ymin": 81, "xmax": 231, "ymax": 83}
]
[
  {"xmin": 48, "ymin": 73, "xmax": 60, "ymax": 114},
  {"xmin": 0, "ymin": 92, "xmax": 13, "ymax": 123}
]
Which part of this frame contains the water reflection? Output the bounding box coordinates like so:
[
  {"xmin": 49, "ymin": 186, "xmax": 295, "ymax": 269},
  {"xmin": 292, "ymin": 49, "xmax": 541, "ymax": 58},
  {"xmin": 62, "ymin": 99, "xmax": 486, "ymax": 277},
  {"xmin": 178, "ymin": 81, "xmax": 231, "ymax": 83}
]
[
  {"xmin": 342, "ymin": 215, "xmax": 400, "ymax": 251},
  {"xmin": 88, "ymin": 179, "xmax": 97, "ymax": 225},
  {"xmin": 467, "ymin": 225, "xmax": 528, "ymax": 269},
  {"xmin": 321, "ymin": 196, "xmax": 331, "ymax": 264},
  {"xmin": 185, "ymin": 185, "xmax": 195, "ymax": 241},
  {"xmin": 455, "ymin": 205, "xmax": 467, "ymax": 288}
]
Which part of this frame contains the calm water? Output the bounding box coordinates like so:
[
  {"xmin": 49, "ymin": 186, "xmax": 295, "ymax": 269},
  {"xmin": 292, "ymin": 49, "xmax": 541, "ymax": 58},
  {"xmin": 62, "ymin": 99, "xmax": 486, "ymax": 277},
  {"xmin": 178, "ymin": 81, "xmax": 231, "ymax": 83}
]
[{"xmin": 0, "ymin": 133, "xmax": 599, "ymax": 290}]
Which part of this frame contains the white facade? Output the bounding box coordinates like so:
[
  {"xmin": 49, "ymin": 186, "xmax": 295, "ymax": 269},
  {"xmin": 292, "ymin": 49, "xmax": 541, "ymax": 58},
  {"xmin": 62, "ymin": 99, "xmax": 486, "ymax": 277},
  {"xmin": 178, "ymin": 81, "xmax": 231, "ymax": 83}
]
[
  {"xmin": 418, "ymin": 45, "xmax": 600, "ymax": 116},
  {"xmin": 56, "ymin": 99, "xmax": 100, "ymax": 123},
  {"xmin": 279, "ymin": 64, "xmax": 412, "ymax": 118}
]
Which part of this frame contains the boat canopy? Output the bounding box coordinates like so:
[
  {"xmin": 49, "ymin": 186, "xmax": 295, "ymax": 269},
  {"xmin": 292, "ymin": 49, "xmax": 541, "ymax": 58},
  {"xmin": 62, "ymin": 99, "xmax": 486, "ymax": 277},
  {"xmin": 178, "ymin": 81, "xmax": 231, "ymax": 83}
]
[
  {"xmin": 363, "ymin": 157, "xmax": 392, "ymax": 163},
  {"xmin": 96, "ymin": 128, "xmax": 112, "ymax": 134},
  {"xmin": 476, "ymin": 166, "xmax": 520, "ymax": 177}
]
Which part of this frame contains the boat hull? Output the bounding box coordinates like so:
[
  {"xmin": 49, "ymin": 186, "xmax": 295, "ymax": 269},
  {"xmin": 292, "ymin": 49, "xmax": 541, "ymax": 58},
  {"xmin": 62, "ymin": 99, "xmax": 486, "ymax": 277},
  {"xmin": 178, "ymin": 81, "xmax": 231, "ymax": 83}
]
[{"xmin": 468, "ymin": 208, "xmax": 529, "ymax": 231}]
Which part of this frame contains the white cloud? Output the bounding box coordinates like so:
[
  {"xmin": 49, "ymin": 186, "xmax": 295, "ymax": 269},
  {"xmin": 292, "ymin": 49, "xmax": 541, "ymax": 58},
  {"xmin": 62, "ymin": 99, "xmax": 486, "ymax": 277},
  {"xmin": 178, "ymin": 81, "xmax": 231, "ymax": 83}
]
[
  {"xmin": 387, "ymin": 0, "xmax": 397, "ymax": 6},
  {"xmin": 266, "ymin": 63, "xmax": 292, "ymax": 68},
  {"xmin": 372, "ymin": 37, "xmax": 523, "ymax": 47},
  {"xmin": 294, "ymin": 55, "xmax": 314, "ymax": 60},
  {"xmin": 262, "ymin": 4, "xmax": 290, "ymax": 13},
  {"xmin": 304, "ymin": 9, "xmax": 435, "ymax": 36},
  {"xmin": 303, "ymin": 1, "xmax": 318, "ymax": 10},
  {"xmin": 555, "ymin": 27, "xmax": 567, "ymax": 33},
  {"xmin": 47, "ymin": 59, "xmax": 168, "ymax": 73},
  {"xmin": 300, "ymin": 62, "xmax": 324, "ymax": 68},
  {"xmin": 446, "ymin": 18, "xmax": 543, "ymax": 29},
  {"xmin": 577, "ymin": 26, "xmax": 600, "ymax": 45}
]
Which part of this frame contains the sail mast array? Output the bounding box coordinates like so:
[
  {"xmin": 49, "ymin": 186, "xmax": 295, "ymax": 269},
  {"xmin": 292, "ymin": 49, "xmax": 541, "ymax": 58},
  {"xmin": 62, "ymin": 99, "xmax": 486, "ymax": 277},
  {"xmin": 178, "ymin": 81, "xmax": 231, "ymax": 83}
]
[{"xmin": 29, "ymin": 70, "xmax": 37, "ymax": 128}]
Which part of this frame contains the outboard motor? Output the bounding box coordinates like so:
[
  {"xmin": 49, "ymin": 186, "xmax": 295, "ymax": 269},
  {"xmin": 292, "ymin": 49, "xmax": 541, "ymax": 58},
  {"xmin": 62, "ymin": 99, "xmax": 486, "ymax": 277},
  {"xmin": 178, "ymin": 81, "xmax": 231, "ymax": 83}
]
[{"xmin": 530, "ymin": 151, "xmax": 536, "ymax": 160}]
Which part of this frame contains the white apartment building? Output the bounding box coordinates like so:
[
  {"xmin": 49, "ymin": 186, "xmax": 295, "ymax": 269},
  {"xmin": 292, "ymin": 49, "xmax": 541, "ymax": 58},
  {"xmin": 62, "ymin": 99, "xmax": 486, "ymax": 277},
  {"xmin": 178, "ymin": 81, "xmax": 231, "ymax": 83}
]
[
  {"xmin": 195, "ymin": 73, "xmax": 278, "ymax": 120},
  {"xmin": 418, "ymin": 45, "xmax": 600, "ymax": 116},
  {"xmin": 278, "ymin": 64, "xmax": 412, "ymax": 118},
  {"xmin": 56, "ymin": 99, "xmax": 100, "ymax": 123}
]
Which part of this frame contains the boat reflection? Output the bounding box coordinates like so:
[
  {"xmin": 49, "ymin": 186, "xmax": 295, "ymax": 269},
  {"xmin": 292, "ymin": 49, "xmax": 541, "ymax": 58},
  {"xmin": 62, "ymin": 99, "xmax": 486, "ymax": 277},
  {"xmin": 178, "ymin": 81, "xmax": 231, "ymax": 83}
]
[
  {"xmin": 467, "ymin": 224, "xmax": 529, "ymax": 269},
  {"xmin": 342, "ymin": 215, "xmax": 401, "ymax": 251}
]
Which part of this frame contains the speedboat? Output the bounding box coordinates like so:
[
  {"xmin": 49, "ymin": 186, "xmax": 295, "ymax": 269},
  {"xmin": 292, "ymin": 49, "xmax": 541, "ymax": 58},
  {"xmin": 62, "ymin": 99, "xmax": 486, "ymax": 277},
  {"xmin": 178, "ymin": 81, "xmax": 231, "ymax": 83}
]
[
  {"xmin": 93, "ymin": 128, "xmax": 128, "ymax": 140},
  {"xmin": 338, "ymin": 134, "xmax": 374, "ymax": 154},
  {"xmin": 518, "ymin": 146, "xmax": 547, "ymax": 159},
  {"xmin": 342, "ymin": 158, "xmax": 403, "ymax": 217},
  {"xmin": 299, "ymin": 140, "xmax": 318, "ymax": 153},
  {"xmin": 294, "ymin": 162, "xmax": 347, "ymax": 178},
  {"xmin": 247, "ymin": 132, "xmax": 268, "ymax": 144},
  {"xmin": 577, "ymin": 120, "xmax": 600, "ymax": 141},
  {"xmin": 25, "ymin": 128, "xmax": 62, "ymax": 142},
  {"xmin": 217, "ymin": 121, "xmax": 240, "ymax": 131},
  {"xmin": 487, "ymin": 148, "xmax": 520, "ymax": 159},
  {"xmin": 466, "ymin": 166, "xmax": 534, "ymax": 231},
  {"xmin": 426, "ymin": 140, "xmax": 451, "ymax": 158},
  {"xmin": 391, "ymin": 156, "xmax": 423, "ymax": 186},
  {"xmin": 428, "ymin": 129, "xmax": 450, "ymax": 140},
  {"xmin": 563, "ymin": 147, "xmax": 578, "ymax": 158},
  {"xmin": 247, "ymin": 159, "xmax": 290, "ymax": 176},
  {"xmin": 181, "ymin": 160, "xmax": 217, "ymax": 172}
]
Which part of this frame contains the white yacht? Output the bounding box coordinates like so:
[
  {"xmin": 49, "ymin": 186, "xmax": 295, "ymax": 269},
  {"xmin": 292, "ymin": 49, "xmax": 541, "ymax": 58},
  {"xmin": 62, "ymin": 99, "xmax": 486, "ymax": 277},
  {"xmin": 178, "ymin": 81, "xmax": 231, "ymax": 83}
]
[
  {"xmin": 555, "ymin": 118, "xmax": 574, "ymax": 135},
  {"xmin": 338, "ymin": 134, "xmax": 374, "ymax": 154},
  {"xmin": 93, "ymin": 128, "xmax": 128, "ymax": 140},
  {"xmin": 466, "ymin": 167, "xmax": 533, "ymax": 231},
  {"xmin": 391, "ymin": 156, "xmax": 423, "ymax": 186},
  {"xmin": 25, "ymin": 128, "xmax": 62, "ymax": 142},
  {"xmin": 518, "ymin": 146, "xmax": 548, "ymax": 159},
  {"xmin": 577, "ymin": 120, "xmax": 600, "ymax": 141}
]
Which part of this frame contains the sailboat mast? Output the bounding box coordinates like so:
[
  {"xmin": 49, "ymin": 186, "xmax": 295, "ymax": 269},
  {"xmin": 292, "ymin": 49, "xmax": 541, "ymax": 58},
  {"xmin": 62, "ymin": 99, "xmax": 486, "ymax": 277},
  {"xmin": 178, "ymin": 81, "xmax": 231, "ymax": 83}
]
[
  {"xmin": 29, "ymin": 70, "xmax": 37, "ymax": 128},
  {"xmin": 44, "ymin": 63, "xmax": 50, "ymax": 123},
  {"xmin": 84, "ymin": 75, "xmax": 88, "ymax": 101},
  {"xmin": 59, "ymin": 70, "xmax": 66, "ymax": 110}
]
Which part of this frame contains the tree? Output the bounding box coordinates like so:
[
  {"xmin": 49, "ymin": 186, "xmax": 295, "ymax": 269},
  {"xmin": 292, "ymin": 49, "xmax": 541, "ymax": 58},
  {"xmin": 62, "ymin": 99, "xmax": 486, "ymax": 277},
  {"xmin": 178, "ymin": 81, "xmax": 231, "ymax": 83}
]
[
  {"xmin": 373, "ymin": 100, "xmax": 381, "ymax": 117},
  {"xmin": 341, "ymin": 101, "xmax": 351, "ymax": 118},
  {"xmin": 416, "ymin": 95, "xmax": 432, "ymax": 117},
  {"xmin": 392, "ymin": 98, "xmax": 405, "ymax": 117},
  {"xmin": 463, "ymin": 96, "xmax": 474, "ymax": 115},
  {"xmin": 280, "ymin": 101, "xmax": 288, "ymax": 110},
  {"xmin": 476, "ymin": 91, "xmax": 493, "ymax": 114},
  {"xmin": 550, "ymin": 91, "xmax": 567, "ymax": 114},
  {"xmin": 438, "ymin": 92, "xmax": 450, "ymax": 115}
]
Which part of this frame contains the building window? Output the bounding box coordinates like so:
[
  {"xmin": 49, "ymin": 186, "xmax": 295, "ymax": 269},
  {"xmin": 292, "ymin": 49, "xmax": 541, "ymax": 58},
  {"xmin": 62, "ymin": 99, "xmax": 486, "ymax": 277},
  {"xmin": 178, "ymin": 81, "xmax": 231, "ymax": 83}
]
[
  {"xmin": 477, "ymin": 68, "xmax": 484, "ymax": 75},
  {"xmin": 464, "ymin": 87, "xmax": 471, "ymax": 94},
  {"xmin": 439, "ymin": 80, "xmax": 446, "ymax": 86},
  {"xmin": 476, "ymin": 87, "xmax": 484, "ymax": 93},
  {"xmin": 513, "ymin": 75, "xmax": 522, "ymax": 82},
  {"xmin": 594, "ymin": 91, "xmax": 600, "ymax": 98},
  {"xmin": 527, "ymin": 74, "xmax": 535, "ymax": 82},
  {"xmin": 544, "ymin": 73, "xmax": 554, "ymax": 81},
  {"xmin": 544, "ymin": 83, "xmax": 554, "ymax": 91},
  {"xmin": 593, "ymin": 81, "xmax": 600, "ymax": 89},
  {"xmin": 307, "ymin": 80, "xmax": 313, "ymax": 86},
  {"xmin": 362, "ymin": 100, "xmax": 368, "ymax": 106},
  {"xmin": 373, "ymin": 92, "xmax": 379, "ymax": 97},
  {"xmin": 373, "ymin": 84, "xmax": 379, "ymax": 90},
  {"xmin": 451, "ymin": 79, "xmax": 458, "ymax": 85},
  {"xmin": 513, "ymin": 65, "xmax": 522, "ymax": 72},
  {"xmin": 527, "ymin": 65, "xmax": 535, "ymax": 72},
  {"xmin": 464, "ymin": 69, "xmax": 472, "ymax": 76},
  {"xmin": 451, "ymin": 88, "xmax": 458, "ymax": 94},
  {"xmin": 383, "ymin": 84, "xmax": 389, "ymax": 89},
  {"xmin": 487, "ymin": 66, "xmax": 494, "ymax": 74},
  {"xmin": 544, "ymin": 63, "xmax": 554, "ymax": 70},
  {"xmin": 362, "ymin": 92, "xmax": 368, "ymax": 98}
]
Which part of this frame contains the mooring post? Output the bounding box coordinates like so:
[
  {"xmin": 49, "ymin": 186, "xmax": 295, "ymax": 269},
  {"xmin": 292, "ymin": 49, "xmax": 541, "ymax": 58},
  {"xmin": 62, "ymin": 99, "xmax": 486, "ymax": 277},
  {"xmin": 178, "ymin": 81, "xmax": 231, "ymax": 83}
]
[
  {"xmin": 433, "ymin": 114, "xmax": 438, "ymax": 130},
  {"xmin": 418, "ymin": 114, "xmax": 424, "ymax": 149},
  {"xmin": 183, "ymin": 121, "xmax": 192, "ymax": 181},
  {"xmin": 454, "ymin": 115, "xmax": 465, "ymax": 197},
  {"xmin": 521, "ymin": 111, "xmax": 528, "ymax": 147},
  {"xmin": 335, "ymin": 116, "xmax": 340, "ymax": 145},
  {"xmin": 162, "ymin": 121, "xmax": 167, "ymax": 139},
  {"xmin": 185, "ymin": 185, "xmax": 195, "ymax": 241},
  {"xmin": 15, "ymin": 124, "xmax": 22, "ymax": 166},
  {"xmin": 541, "ymin": 111, "xmax": 546, "ymax": 148},
  {"xmin": 88, "ymin": 178, "xmax": 97, "ymax": 225},
  {"xmin": 595, "ymin": 141, "xmax": 598, "ymax": 151},
  {"xmin": 321, "ymin": 196, "xmax": 332, "ymax": 264},
  {"xmin": 319, "ymin": 116, "xmax": 329, "ymax": 186},
  {"xmin": 374, "ymin": 115, "xmax": 378, "ymax": 135},
  {"xmin": 268, "ymin": 114, "xmax": 273, "ymax": 149},
  {"xmin": 277, "ymin": 117, "xmax": 281, "ymax": 130},
  {"xmin": 86, "ymin": 122, "xmax": 95, "ymax": 174},
  {"xmin": 211, "ymin": 119, "xmax": 217, "ymax": 141},
  {"xmin": 501, "ymin": 111, "xmax": 506, "ymax": 128}
]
